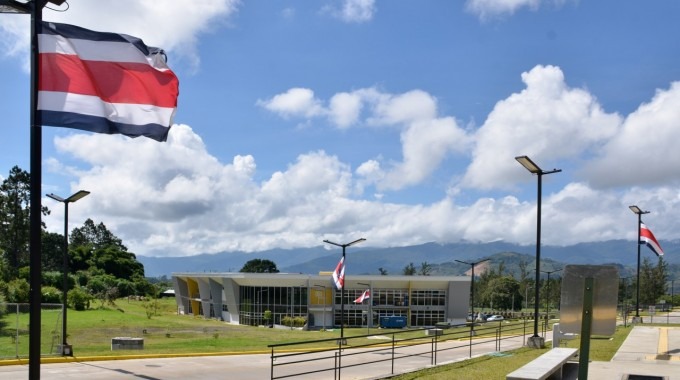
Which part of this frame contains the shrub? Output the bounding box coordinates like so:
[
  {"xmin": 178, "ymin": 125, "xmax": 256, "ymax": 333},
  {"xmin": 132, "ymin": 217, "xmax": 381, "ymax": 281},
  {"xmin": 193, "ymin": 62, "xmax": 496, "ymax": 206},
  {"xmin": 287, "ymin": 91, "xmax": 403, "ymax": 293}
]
[
  {"xmin": 41, "ymin": 286, "xmax": 62, "ymax": 303},
  {"xmin": 6, "ymin": 278, "xmax": 29, "ymax": 303},
  {"xmin": 68, "ymin": 287, "xmax": 93, "ymax": 311}
]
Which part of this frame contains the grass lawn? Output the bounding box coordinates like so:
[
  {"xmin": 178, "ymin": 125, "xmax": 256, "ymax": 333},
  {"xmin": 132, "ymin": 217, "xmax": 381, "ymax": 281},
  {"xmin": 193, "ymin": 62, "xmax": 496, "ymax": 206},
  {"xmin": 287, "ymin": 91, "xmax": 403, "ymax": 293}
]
[
  {"xmin": 0, "ymin": 298, "xmax": 423, "ymax": 358},
  {"xmin": 386, "ymin": 324, "xmax": 634, "ymax": 380}
]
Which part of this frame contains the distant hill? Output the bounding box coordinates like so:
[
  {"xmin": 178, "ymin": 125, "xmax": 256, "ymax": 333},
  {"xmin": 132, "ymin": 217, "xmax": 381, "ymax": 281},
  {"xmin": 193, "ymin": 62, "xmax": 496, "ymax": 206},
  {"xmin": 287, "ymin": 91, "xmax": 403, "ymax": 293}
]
[{"xmin": 138, "ymin": 240, "xmax": 680, "ymax": 278}]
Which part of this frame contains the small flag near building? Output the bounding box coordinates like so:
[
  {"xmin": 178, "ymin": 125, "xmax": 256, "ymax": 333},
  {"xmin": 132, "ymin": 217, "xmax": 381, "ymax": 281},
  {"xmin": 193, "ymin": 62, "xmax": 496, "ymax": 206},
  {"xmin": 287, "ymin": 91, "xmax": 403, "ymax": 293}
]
[
  {"xmin": 640, "ymin": 222, "xmax": 664, "ymax": 256},
  {"xmin": 332, "ymin": 256, "xmax": 345, "ymax": 290},
  {"xmin": 354, "ymin": 289, "xmax": 370, "ymax": 303},
  {"xmin": 38, "ymin": 21, "xmax": 179, "ymax": 142}
]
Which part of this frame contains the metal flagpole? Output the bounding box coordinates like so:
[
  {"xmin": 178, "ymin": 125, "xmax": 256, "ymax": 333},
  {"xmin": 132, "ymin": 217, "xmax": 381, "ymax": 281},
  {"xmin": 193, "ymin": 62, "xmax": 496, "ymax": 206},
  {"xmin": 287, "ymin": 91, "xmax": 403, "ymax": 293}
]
[{"xmin": 29, "ymin": 2, "xmax": 46, "ymax": 379}]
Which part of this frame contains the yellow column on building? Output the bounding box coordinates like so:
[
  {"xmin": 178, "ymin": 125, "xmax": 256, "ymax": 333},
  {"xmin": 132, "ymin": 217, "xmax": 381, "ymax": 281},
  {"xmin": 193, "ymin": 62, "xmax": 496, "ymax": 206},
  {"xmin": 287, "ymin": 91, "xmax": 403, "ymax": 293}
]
[{"xmin": 187, "ymin": 278, "xmax": 200, "ymax": 316}]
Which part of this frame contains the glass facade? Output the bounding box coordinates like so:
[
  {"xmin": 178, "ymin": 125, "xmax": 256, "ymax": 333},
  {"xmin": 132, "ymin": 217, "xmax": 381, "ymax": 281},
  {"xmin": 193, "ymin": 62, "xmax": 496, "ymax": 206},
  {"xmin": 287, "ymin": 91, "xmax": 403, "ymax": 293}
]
[
  {"xmin": 174, "ymin": 275, "xmax": 469, "ymax": 329},
  {"xmin": 411, "ymin": 290, "xmax": 446, "ymax": 306},
  {"xmin": 238, "ymin": 285, "xmax": 308, "ymax": 326}
]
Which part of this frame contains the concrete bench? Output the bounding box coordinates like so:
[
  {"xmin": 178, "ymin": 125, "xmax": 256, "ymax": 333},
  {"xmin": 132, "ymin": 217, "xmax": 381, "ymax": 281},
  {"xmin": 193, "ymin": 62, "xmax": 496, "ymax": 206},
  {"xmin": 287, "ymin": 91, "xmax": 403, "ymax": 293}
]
[
  {"xmin": 111, "ymin": 337, "xmax": 144, "ymax": 350},
  {"xmin": 425, "ymin": 328, "xmax": 443, "ymax": 336},
  {"xmin": 552, "ymin": 324, "xmax": 577, "ymax": 349},
  {"xmin": 506, "ymin": 347, "xmax": 577, "ymax": 380}
]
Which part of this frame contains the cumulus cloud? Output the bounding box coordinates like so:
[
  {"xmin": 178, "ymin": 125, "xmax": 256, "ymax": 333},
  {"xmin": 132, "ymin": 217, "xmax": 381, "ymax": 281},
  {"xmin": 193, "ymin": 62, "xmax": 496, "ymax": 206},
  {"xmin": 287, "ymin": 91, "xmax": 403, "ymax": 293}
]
[
  {"xmin": 41, "ymin": 62, "xmax": 680, "ymax": 256},
  {"xmin": 257, "ymin": 88, "xmax": 325, "ymax": 119},
  {"xmin": 261, "ymin": 87, "xmax": 472, "ymax": 191},
  {"xmin": 0, "ymin": 0, "xmax": 240, "ymax": 71},
  {"xmin": 465, "ymin": 0, "xmax": 568, "ymax": 20},
  {"xmin": 324, "ymin": 0, "xmax": 377, "ymax": 23},
  {"xmin": 462, "ymin": 65, "xmax": 620, "ymax": 190},
  {"xmin": 581, "ymin": 82, "xmax": 680, "ymax": 188}
]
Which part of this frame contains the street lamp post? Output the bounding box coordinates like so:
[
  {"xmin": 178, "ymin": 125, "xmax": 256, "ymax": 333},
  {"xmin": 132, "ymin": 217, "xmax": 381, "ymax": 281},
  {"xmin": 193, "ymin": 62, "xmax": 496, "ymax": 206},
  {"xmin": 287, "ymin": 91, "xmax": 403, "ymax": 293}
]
[
  {"xmin": 358, "ymin": 282, "xmax": 371, "ymax": 336},
  {"xmin": 323, "ymin": 238, "xmax": 366, "ymax": 343},
  {"xmin": 516, "ymin": 155, "xmax": 561, "ymax": 349},
  {"xmin": 46, "ymin": 190, "xmax": 90, "ymax": 356},
  {"xmin": 541, "ymin": 268, "xmax": 561, "ymax": 332},
  {"xmin": 541, "ymin": 269, "xmax": 562, "ymax": 314},
  {"xmin": 629, "ymin": 205, "xmax": 650, "ymax": 323},
  {"xmin": 455, "ymin": 259, "xmax": 489, "ymax": 332}
]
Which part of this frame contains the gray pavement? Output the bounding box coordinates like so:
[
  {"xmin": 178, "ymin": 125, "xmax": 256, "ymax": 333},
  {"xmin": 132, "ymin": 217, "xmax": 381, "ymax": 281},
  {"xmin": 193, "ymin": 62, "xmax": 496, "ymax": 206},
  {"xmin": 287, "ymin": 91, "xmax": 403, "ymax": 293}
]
[{"xmin": 588, "ymin": 325, "xmax": 680, "ymax": 380}]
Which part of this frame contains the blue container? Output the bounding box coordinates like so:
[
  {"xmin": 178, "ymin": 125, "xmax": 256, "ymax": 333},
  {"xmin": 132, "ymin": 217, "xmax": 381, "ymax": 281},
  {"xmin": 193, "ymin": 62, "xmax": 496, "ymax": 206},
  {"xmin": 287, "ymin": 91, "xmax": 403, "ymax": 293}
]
[{"xmin": 379, "ymin": 316, "xmax": 407, "ymax": 328}]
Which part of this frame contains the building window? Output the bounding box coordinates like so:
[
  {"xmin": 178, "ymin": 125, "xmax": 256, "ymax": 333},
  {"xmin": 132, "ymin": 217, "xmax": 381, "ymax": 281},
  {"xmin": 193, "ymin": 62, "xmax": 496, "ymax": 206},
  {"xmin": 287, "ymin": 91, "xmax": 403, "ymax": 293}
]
[
  {"xmin": 238, "ymin": 285, "xmax": 308, "ymax": 326},
  {"xmin": 410, "ymin": 310, "xmax": 445, "ymax": 326},
  {"xmin": 411, "ymin": 290, "xmax": 446, "ymax": 306}
]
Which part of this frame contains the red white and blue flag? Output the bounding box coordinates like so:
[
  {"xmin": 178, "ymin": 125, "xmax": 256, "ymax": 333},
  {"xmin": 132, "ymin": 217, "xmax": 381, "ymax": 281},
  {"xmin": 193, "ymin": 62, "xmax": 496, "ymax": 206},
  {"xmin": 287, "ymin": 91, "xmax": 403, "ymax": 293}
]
[
  {"xmin": 640, "ymin": 223, "xmax": 664, "ymax": 256},
  {"xmin": 353, "ymin": 289, "xmax": 370, "ymax": 303},
  {"xmin": 332, "ymin": 256, "xmax": 345, "ymax": 290},
  {"xmin": 38, "ymin": 21, "xmax": 179, "ymax": 142}
]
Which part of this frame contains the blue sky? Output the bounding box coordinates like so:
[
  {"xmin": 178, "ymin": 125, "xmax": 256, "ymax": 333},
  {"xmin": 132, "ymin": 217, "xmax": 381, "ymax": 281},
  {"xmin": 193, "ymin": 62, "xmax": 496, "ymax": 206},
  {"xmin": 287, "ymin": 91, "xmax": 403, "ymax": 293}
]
[{"xmin": 1, "ymin": 0, "xmax": 680, "ymax": 257}]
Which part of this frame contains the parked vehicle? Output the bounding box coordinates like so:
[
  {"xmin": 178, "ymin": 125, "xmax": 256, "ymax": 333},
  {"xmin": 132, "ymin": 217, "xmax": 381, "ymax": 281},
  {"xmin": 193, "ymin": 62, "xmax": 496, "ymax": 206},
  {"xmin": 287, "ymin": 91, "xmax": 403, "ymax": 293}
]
[{"xmin": 486, "ymin": 315, "xmax": 504, "ymax": 321}]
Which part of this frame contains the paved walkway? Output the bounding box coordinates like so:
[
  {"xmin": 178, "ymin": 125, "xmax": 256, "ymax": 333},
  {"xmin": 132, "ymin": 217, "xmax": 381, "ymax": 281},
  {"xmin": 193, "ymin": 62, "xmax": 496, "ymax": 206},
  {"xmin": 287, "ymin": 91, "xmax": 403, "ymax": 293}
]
[{"xmin": 588, "ymin": 325, "xmax": 680, "ymax": 380}]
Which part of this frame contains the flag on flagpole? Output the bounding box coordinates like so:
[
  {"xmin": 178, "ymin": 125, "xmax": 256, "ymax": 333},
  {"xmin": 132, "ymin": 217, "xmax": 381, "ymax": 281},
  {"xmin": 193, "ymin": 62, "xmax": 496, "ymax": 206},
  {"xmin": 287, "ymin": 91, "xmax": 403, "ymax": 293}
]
[
  {"xmin": 353, "ymin": 289, "xmax": 370, "ymax": 303},
  {"xmin": 332, "ymin": 256, "xmax": 345, "ymax": 290},
  {"xmin": 640, "ymin": 222, "xmax": 664, "ymax": 256},
  {"xmin": 38, "ymin": 21, "xmax": 179, "ymax": 142}
]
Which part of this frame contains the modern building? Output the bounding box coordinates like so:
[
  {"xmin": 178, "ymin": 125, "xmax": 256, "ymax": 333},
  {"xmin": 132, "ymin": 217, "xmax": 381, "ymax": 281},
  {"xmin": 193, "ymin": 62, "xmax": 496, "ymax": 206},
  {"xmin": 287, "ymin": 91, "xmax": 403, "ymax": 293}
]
[{"xmin": 172, "ymin": 272, "xmax": 471, "ymax": 328}]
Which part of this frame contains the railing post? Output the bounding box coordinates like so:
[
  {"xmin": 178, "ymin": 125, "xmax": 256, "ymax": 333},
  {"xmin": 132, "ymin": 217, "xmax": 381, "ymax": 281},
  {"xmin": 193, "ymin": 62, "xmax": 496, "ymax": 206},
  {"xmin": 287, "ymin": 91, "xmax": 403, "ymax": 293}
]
[
  {"xmin": 335, "ymin": 351, "xmax": 339, "ymax": 380},
  {"xmin": 270, "ymin": 347, "xmax": 274, "ymax": 380},
  {"xmin": 391, "ymin": 333, "xmax": 396, "ymax": 374},
  {"xmin": 496, "ymin": 327, "xmax": 500, "ymax": 351},
  {"xmin": 337, "ymin": 339, "xmax": 343, "ymax": 379},
  {"xmin": 468, "ymin": 322, "xmax": 473, "ymax": 358},
  {"xmin": 15, "ymin": 304, "xmax": 20, "ymax": 358}
]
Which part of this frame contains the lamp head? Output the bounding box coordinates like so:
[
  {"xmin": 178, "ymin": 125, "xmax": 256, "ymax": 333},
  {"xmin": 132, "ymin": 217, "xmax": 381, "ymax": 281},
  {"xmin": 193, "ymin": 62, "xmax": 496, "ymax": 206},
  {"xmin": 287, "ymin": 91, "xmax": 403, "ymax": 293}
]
[{"xmin": 515, "ymin": 155, "xmax": 541, "ymax": 174}]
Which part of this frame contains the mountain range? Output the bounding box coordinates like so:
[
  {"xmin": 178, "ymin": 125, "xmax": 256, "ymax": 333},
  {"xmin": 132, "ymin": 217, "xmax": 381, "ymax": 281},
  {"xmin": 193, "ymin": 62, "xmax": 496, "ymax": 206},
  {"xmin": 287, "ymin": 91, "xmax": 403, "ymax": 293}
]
[{"xmin": 138, "ymin": 239, "xmax": 680, "ymax": 279}]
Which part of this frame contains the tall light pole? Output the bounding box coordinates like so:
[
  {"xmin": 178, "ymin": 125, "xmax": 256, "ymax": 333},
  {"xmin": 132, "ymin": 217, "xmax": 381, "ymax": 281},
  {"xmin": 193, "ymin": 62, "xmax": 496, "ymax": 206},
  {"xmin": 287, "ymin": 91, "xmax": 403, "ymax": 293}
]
[
  {"xmin": 629, "ymin": 205, "xmax": 650, "ymax": 321},
  {"xmin": 323, "ymin": 238, "xmax": 365, "ymax": 343},
  {"xmin": 541, "ymin": 268, "xmax": 561, "ymax": 333},
  {"xmin": 455, "ymin": 258, "xmax": 489, "ymax": 330},
  {"xmin": 47, "ymin": 190, "xmax": 90, "ymax": 356},
  {"xmin": 1, "ymin": 1, "xmax": 67, "ymax": 377},
  {"xmin": 516, "ymin": 155, "xmax": 561, "ymax": 348},
  {"xmin": 358, "ymin": 282, "xmax": 371, "ymax": 335},
  {"xmin": 541, "ymin": 268, "xmax": 562, "ymax": 314}
]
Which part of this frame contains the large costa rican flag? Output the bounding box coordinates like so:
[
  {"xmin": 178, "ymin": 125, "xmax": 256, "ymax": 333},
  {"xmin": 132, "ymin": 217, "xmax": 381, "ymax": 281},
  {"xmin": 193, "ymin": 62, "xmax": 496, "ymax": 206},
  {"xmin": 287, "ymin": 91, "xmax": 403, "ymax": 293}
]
[
  {"xmin": 332, "ymin": 256, "xmax": 345, "ymax": 290},
  {"xmin": 640, "ymin": 223, "xmax": 664, "ymax": 256},
  {"xmin": 38, "ymin": 21, "xmax": 179, "ymax": 142}
]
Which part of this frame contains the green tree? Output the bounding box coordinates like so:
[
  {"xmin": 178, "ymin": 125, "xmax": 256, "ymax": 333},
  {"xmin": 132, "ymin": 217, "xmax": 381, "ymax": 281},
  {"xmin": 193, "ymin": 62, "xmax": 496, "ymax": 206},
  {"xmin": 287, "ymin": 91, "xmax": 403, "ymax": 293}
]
[
  {"xmin": 240, "ymin": 259, "xmax": 279, "ymax": 273},
  {"xmin": 41, "ymin": 230, "xmax": 65, "ymax": 272},
  {"xmin": 378, "ymin": 267, "xmax": 388, "ymax": 276},
  {"xmin": 90, "ymin": 246, "xmax": 144, "ymax": 279},
  {"xmin": 70, "ymin": 218, "xmax": 126, "ymax": 251},
  {"xmin": 68, "ymin": 219, "xmax": 148, "ymax": 291},
  {"xmin": 0, "ymin": 167, "xmax": 32, "ymax": 273},
  {"xmin": 402, "ymin": 262, "xmax": 416, "ymax": 276},
  {"xmin": 418, "ymin": 262, "xmax": 432, "ymax": 276},
  {"xmin": 481, "ymin": 276, "xmax": 522, "ymax": 311},
  {"xmin": 639, "ymin": 256, "xmax": 668, "ymax": 305}
]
